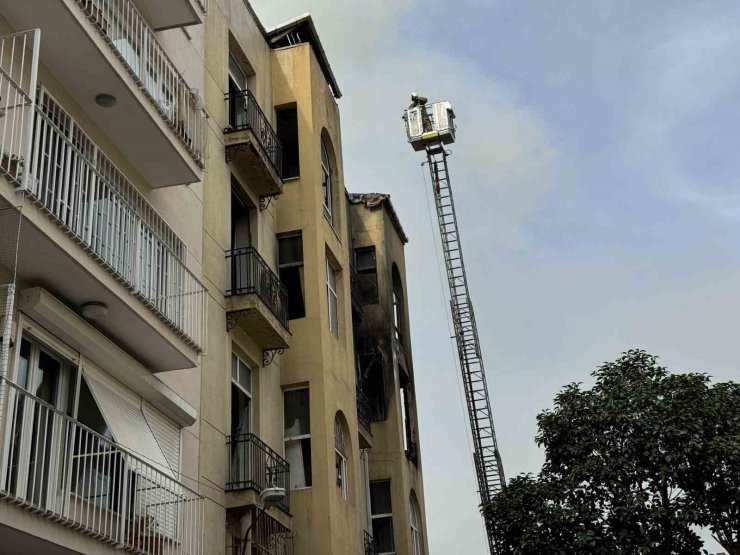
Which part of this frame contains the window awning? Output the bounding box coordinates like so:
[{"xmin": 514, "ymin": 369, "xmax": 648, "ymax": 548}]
[{"xmin": 84, "ymin": 369, "xmax": 176, "ymax": 478}]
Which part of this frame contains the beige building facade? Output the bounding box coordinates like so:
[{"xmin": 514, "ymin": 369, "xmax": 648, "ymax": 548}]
[{"xmin": 0, "ymin": 1, "xmax": 428, "ymax": 554}]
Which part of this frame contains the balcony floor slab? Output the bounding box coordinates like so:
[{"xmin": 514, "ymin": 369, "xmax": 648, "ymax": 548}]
[
  {"xmin": 0, "ymin": 191, "xmax": 199, "ymax": 371},
  {"xmin": 225, "ymin": 130, "xmax": 284, "ymax": 197},
  {"xmin": 226, "ymin": 293, "xmax": 291, "ymax": 350}
]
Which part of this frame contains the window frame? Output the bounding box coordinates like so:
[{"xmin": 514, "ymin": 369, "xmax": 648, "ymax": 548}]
[
  {"xmin": 355, "ymin": 246, "xmax": 379, "ymax": 305},
  {"xmin": 335, "ymin": 416, "xmax": 348, "ymax": 501},
  {"xmin": 326, "ymin": 258, "xmax": 339, "ymax": 336},
  {"xmin": 393, "ymin": 288, "xmax": 403, "ymax": 344},
  {"xmin": 231, "ymin": 352, "xmax": 252, "ymax": 436},
  {"xmin": 283, "ymin": 386, "xmax": 312, "ymax": 490},
  {"xmin": 370, "ymin": 479, "xmax": 396, "ymax": 555},
  {"xmin": 278, "ymin": 232, "xmax": 306, "ymax": 320},
  {"xmin": 321, "ymin": 139, "xmax": 332, "ymax": 224},
  {"xmin": 410, "ymin": 494, "xmax": 422, "ymax": 555}
]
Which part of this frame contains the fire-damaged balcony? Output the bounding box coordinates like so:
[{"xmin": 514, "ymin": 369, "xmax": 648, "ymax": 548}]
[
  {"xmin": 226, "ymin": 433, "xmax": 290, "ymax": 514},
  {"xmin": 225, "ymin": 248, "xmax": 291, "ymax": 362},
  {"xmin": 224, "ymin": 90, "xmax": 284, "ymax": 203},
  {"xmin": 0, "ymin": 0, "xmax": 208, "ymax": 187}
]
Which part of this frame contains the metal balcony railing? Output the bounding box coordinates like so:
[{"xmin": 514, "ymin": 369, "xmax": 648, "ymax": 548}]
[
  {"xmin": 226, "ymin": 433, "xmax": 290, "ymax": 513},
  {"xmin": 363, "ymin": 530, "xmax": 379, "ymax": 555},
  {"xmin": 224, "ymin": 89, "xmax": 283, "ymax": 178},
  {"xmin": 24, "ymin": 95, "xmax": 207, "ymax": 351},
  {"xmin": 0, "ymin": 377, "xmax": 204, "ymax": 554},
  {"xmin": 76, "ymin": 0, "xmax": 207, "ymax": 167},
  {"xmin": 226, "ymin": 247, "xmax": 289, "ymax": 332},
  {"xmin": 357, "ymin": 386, "xmax": 372, "ymax": 434},
  {"xmin": 0, "ymin": 29, "xmax": 40, "ymax": 188},
  {"xmin": 350, "ymin": 263, "xmax": 362, "ymax": 310},
  {"xmin": 227, "ymin": 512, "xmax": 293, "ymax": 555}
]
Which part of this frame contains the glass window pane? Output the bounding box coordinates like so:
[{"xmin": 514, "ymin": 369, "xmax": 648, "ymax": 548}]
[
  {"xmin": 372, "ymin": 516, "xmax": 395, "ymax": 552},
  {"xmin": 327, "ymin": 261, "xmax": 337, "ymax": 289},
  {"xmin": 231, "ymin": 353, "xmax": 238, "ymax": 382},
  {"xmin": 279, "ymin": 234, "xmax": 303, "ymax": 266},
  {"xmin": 228, "ymin": 54, "xmax": 247, "ymax": 90},
  {"xmin": 370, "ymin": 480, "xmax": 392, "ymax": 515},
  {"xmin": 231, "ymin": 383, "xmax": 250, "ymax": 436},
  {"xmin": 355, "ymin": 248, "xmax": 376, "ymax": 271},
  {"xmin": 237, "ymin": 359, "xmax": 251, "ymax": 393},
  {"xmin": 284, "ymin": 388, "xmax": 310, "ymax": 437},
  {"xmin": 16, "ymin": 338, "xmax": 31, "ymax": 388},
  {"xmin": 35, "ymin": 349, "xmax": 60, "ymax": 403}
]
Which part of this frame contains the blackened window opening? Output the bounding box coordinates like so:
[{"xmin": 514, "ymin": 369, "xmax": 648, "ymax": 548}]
[
  {"xmin": 276, "ymin": 107, "xmax": 299, "ymax": 179},
  {"xmin": 279, "ymin": 233, "xmax": 306, "ymax": 319}
]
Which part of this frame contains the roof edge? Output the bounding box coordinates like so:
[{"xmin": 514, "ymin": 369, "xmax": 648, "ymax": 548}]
[
  {"xmin": 266, "ymin": 13, "xmax": 342, "ymax": 99},
  {"xmin": 348, "ymin": 193, "xmax": 409, "ymax": 244}
]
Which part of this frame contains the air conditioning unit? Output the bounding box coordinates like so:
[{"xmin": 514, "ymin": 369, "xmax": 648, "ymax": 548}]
[{"xmin": 404, "ymin": 100, "xmax": 456, "ymax": 151}]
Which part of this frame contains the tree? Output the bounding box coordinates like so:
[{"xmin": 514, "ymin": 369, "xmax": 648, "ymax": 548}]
[
  {"xmin": 486, "ymin": 350, "xmax": 740, "ymax": 554},
  {"xmin": 682, "ymin": 381, "xmax": 740, "ymax": 554}
]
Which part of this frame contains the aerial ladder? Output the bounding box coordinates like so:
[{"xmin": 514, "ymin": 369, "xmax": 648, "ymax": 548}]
[{"xmin": 403, "ymin": 94, "xmax": 506, "ymax": 553}]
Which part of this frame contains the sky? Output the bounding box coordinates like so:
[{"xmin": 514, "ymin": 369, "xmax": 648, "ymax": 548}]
[{"xmin": 251, "ymin": 1, "xmax": 740, "ymax": 552}]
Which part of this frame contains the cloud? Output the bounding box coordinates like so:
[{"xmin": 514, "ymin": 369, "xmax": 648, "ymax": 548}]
[{"xmin": 625, "ymin": 13, "xmax": 740, "ymax": 219}]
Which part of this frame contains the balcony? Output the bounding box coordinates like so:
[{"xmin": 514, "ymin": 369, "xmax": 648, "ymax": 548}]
[
  {"xmin": 363, "ymin": 530, "xmax": 379, "ymax": 555},
  {"xmin": 226, "ymin": 433, "xmax": 290, "ymax": 513},
  {"xmin": 132, "ymin": 0, "xmax": 205, "ymax": 31},
  {"xmin": 0, "ymin": 0, "xmax": 207, "ymax": 187},
  {"xmin": 224, "ymin": 89, "xmax": 283, "ymax": 198},
  {"xmin": 227, "ymin": 511, "xmax": 293, "ymax": 555},
  {"xmin": 225, "ymin": 248, "xmax": 291, "ymax": 354},
  {"xmin": 1, "ymin": 90, "xmax": 206, "ymax": 370},
  {"xmin": 0, "ymin": 377, "xmax": 204, "ymax": 554},
  {"xmin": 350, "ymin": 263, "xmax": 363, "ymax": 313},
  {"xmin": 357, "ymin": 385, "xmax": 372, "ymax": 435}
]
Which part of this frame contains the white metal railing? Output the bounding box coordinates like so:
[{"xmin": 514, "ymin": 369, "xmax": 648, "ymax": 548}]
[
  {"xmin": 26, "ymin": 94, "xmax": 207, "ymax": 351},
  {"xmin": 0, "ymin": 377, "xmax": 203, "ymax": 554},
  {"xmin": 76, "ymin": 0, "xmax": 206, "ymax": 167},
  {"xmin": 0, "ymin": 29, "xmax": 39, "ymax": 187}
]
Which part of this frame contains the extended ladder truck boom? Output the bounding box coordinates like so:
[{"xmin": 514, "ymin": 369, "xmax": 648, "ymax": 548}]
[{"xmin": 403, "ymin": 94, "xmax": 506, "ymax": 553}]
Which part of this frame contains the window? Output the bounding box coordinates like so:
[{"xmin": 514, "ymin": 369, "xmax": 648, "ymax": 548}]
[
  {"xmin": 231, "ymin": 186, "xmax": 253, "ymax": 250},
  {"xmin": 392, "ymin": 265, "xmax": 404, "ymax": 345},
  {"xmin": 321, "ymin": 138, "xmax": 332, "ymax": 223},
  {"xmin": 393, "ymin": 290, "xmax": 402, "ymax": 344},
  {"xmin": 276, "ymin": 106, "xmax": 299, "ymax": 179},
  {"xmin": 355, "ymin": 247, "xmax": 378, "ymax": 304},
  {"xmin": 326, "ymin": 258, "xmax": 338, "ymax": 335},
  {"xmin": 228, "ymin": 53, "xmax": 248, "ymax": 129},
  {"xmin": 284, "ymin": 388, "xmax": 311, "ymax": 488},
  {"xmin": 370, "ymin": 480, "xmax": 395, "ymax": 554},
  {"xmin": 410, "ymin": 493, "xmax": 422, "ymax": 555},
  {"xmin": 400, "ymin": 371, "xmax": 416, "ymax": 459},
  {"xmin": 231, "ymin": 353, "xmax": 252, "ymax": 436},
  {"xmin": 335, "ymin": 415, "xmax": 348, "ymax": 501},
  {"xmin": 230, "ymin": 186, "xmax": 254, "ymax": 294},
  {"xmin": 278, "ymin": 233, "xmax": 305, "ymax": 319},
  {"xmin": 8, "ymin": 330, "xmax": 181, "ymax": 516}
]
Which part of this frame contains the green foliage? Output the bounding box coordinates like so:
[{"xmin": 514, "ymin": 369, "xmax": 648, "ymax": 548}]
[{"xmin": 486, "ymin": 350, "xmax": 740, "ymax": 555}]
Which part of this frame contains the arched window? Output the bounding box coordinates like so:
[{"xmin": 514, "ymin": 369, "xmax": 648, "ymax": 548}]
[
  {"xmin": 392, "ymin": 264, "xmax": 404, "ymax": 345},
  {"xmin": 321, "ymin": 138, "xmax": 333, "ymax": 223},
  {"xmin": 410, "ymin": 492, "xmax": 422, "ymax": 555},
  {"xmin": 335, "ymin": 413, "xmax": 348, "ymax": 500}
]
